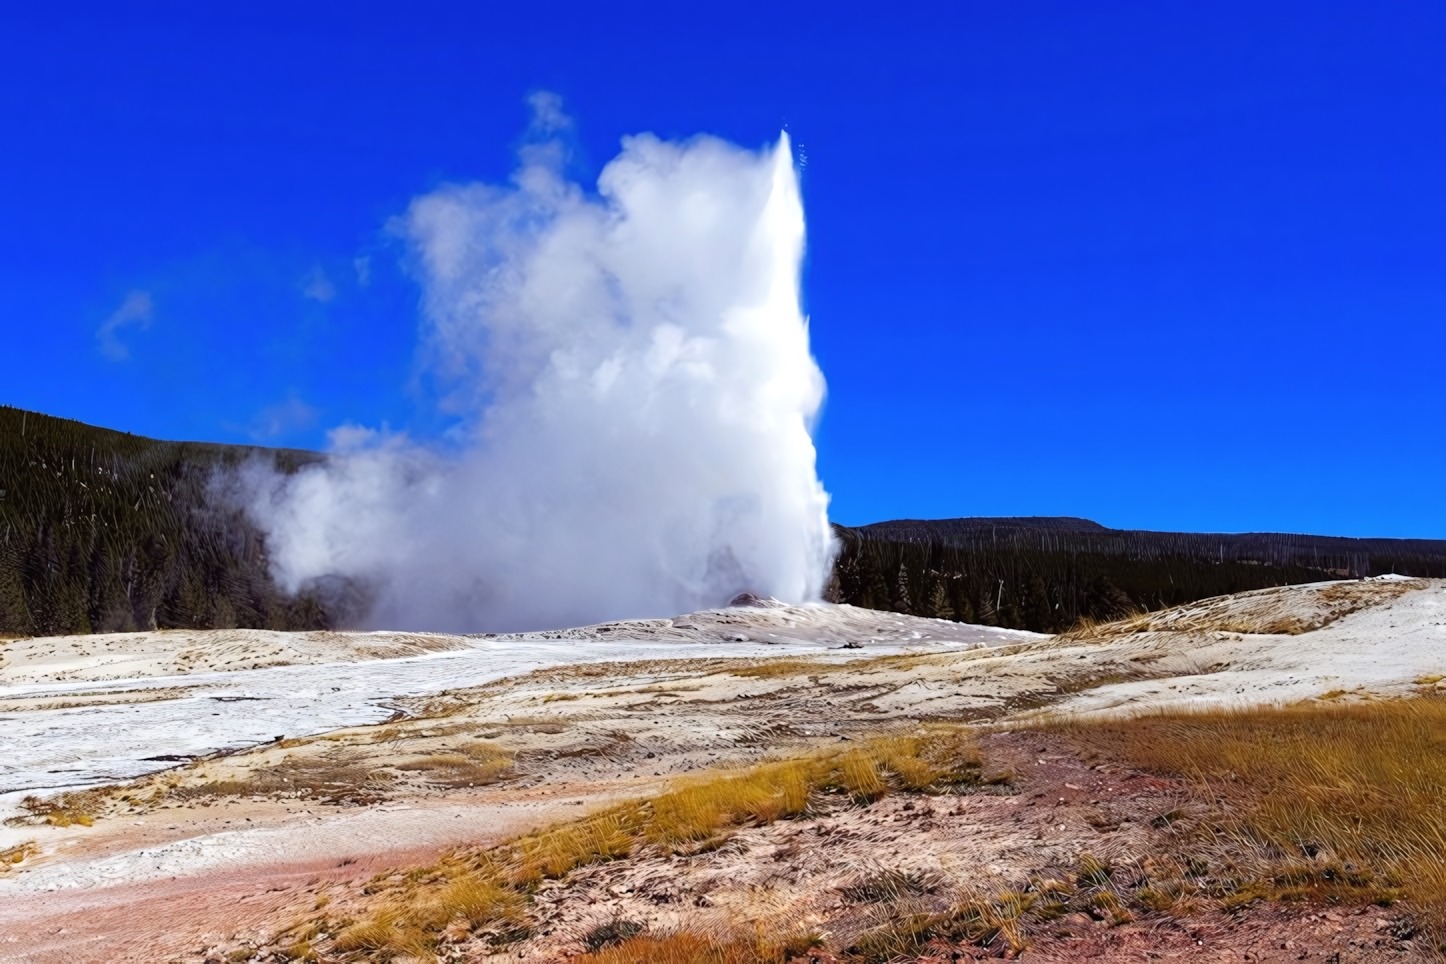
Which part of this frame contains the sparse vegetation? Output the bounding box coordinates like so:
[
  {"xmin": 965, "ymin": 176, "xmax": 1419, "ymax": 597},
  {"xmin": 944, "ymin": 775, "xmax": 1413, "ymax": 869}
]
[
  {"xmin": 253, "ymin": 727, "xmax": 1003, "ymax": 962},
  {"xmin": 391, "ymin": 743, "xmax": 513, "ymax": 788},
  {"xmin": 1054, "ymin": 694, "xmax": 1446, "ymax": 945},
  {"xmin": 8, "ymin": 789, "xmax": 104, "ymax": 827},
  {"xmin": 1055, "ymin": 578, "xmax": 1421, "ymax": 642},
  {"xmin": 166, "ymin": 752, "xmax": 402, "ymax": 806},
  {"xmin": 728, "ymin": 659, "xmax": 824, "ymax": 679},
  {"xmin": 573, "ymin": 931, "xmax": 822, "ymax": 964}
]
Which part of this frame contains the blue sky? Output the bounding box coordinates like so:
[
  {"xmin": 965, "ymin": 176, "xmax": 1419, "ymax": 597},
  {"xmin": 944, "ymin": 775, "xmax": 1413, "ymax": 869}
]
[{"xmin": 3, "ymin": 2, "xmax": 1443, "ymax": 538}]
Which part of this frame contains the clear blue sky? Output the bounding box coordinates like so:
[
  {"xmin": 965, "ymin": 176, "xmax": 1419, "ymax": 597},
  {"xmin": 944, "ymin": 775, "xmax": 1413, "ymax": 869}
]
[{"xmin": 3, "ymin": 2, "xmax": 1443, "ymax": 538}]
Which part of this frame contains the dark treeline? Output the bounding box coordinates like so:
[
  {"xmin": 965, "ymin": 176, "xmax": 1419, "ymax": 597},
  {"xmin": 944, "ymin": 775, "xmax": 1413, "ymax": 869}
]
[
  {"xmin": 0, "ymin": 406, "xmax": 361, "ymax": 637},
  {"xmin": 828, "ymin": 517, "xmax": 1446, "ymax": 634},
  {"xmin": 6, "ymin": 407, "xmax": 1445, "ymax": 639}
]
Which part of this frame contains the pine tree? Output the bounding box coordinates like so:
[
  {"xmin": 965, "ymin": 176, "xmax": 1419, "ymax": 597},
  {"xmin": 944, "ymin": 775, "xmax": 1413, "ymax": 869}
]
[
  {"xmin": 859, "ymin": 545, "xmax": 891, "ymax": 610},
  {"xmin": 892, "ymin": 564, "xmax": 912, "ymax": 614},
  {"xmin": 928, "ymin": 581, "xmax": 954, "ymax": 620}
]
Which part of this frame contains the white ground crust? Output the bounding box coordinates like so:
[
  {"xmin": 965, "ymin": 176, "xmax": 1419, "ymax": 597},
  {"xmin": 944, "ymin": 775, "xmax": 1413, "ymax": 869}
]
[
  {"xmin": 4, "ymin": 579, "xmax": 1444, "ymax": 907},
  {"xmin": 0, "ymin": 798, "xmax": 574, "ymax": 895},
  {"xmin": 1049, "ymin": 577, "xmax": 1446, "ymax": 716},
  {"xmin": 0, "ymin": 628, "xmax": 474, "ymax": 685},
  {"xmin": 0, "ymin": 603, "xmax": 1033, "ymax": 798}
]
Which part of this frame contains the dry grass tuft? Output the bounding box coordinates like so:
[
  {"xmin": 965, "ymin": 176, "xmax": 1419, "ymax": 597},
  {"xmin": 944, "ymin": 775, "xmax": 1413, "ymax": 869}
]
[
  {"xmin": 841, "ymin": 868, "xmax": 942, "ymax": 904},
  {"xmin": 647, "ymin": 759, "xmax": 814, "ymax": 847},
  {"xmin": 505, "ymin": 809, "xmax": 636, "ymax": 885},
  {"xmin": 728, "ymin": 659, "xmax": 824, "ymax": 679},
  {"xmin": 727, "ymin": 653, "xmax": 951, "ymax": 681},
  {"xmin": 9, "ymin": 789, "xmax": 104, "ymax": 827},
  {"xmin": 647, "ymin": 728, "xmax": 1002, "ymax": 849},
  {"xmin": 845, "ymin": 888, "xmax": 1045, "ymax": 961},
  {"xmin": 393, "ymin": 743, "xmax": 513, "ymax": 789},
  {"xmin": 573, "ymin": 930, "xmax": 823, "ymax": 964},
  {"xmin": 168, "ymin": 751, "xmax": 406, "ymax": 806}
]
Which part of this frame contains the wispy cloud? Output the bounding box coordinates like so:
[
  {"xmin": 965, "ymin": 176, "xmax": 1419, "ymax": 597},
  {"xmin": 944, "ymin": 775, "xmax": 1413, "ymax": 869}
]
[
  {"xmin": 96, "ymin": 290, "xmax": 153, "ymax": 361},
  {"xmin": 249, "ymin": 394, "xmax": 319, "ymax": 441},
  {"xmin": 301, "ymin": 266, "xmax": 336, "ymax": 303},
  {"xmin": 526, "ymin": 90, "xmax": 572, "ymax": 134}
]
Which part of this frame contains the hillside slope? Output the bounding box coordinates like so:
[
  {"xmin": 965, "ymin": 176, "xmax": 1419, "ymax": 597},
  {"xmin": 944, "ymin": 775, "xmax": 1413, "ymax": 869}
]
[
  {"xmin": 0, "ymin": 406, "xmax": 353, "ymax": 636},
  {"xmin": 7, "ymin": 405, "xmax": 1445, "ymax": 637}
]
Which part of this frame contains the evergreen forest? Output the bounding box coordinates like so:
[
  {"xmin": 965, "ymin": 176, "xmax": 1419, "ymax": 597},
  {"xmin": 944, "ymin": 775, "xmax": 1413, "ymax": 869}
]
[
  {"xmin": 0, "ymin": 406, "xmax": 356, "ymax": 636},
  {"xmin": 5, "ymin": 406, "xmax": 1445, "ymax": 637},
  {"xmin": 828, "ymin": 517, "xmax": 1446, "ymax": 633}
]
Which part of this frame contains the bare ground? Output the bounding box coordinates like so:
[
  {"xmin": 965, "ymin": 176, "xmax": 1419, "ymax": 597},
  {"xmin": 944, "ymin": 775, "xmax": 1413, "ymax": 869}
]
[{"xmin": 2, "ymin": 579, "xmax": 1442, "ymax": 963}]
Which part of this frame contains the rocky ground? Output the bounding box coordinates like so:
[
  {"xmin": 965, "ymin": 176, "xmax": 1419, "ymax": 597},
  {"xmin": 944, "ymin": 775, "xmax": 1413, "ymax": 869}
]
[{"xmin": 1, "ymin": 578, "xmax": 1442, "ymax": 963}]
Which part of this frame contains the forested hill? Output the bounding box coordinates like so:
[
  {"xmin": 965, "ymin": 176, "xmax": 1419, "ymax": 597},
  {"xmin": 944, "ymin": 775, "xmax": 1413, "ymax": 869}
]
[
  {"xmin": 829, "ymin": 517, "xmax": 1446, "ymax": 634},
  {"xmin": 6, "ymin": 405, "xmax": 1445, "ymax": 638},
  {"xmin": 0, "ymin": 406, "xmax": 354, "ymax": 637}
]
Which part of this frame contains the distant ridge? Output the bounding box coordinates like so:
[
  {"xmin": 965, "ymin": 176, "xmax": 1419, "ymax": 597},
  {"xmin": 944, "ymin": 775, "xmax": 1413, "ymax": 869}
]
[
  {"xmin": 859, "ymin": 516, "xmax": 1109, "ymax": 537},
  {"xmin": 850, "ymin": 516, "xmax": 1446, "ymax": 568}
]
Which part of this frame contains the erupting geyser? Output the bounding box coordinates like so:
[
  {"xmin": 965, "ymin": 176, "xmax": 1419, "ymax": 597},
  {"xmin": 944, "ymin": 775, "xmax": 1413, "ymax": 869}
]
[{"xmin": 249, "ymin": 99, "xmax": 833, "ymax": 632}]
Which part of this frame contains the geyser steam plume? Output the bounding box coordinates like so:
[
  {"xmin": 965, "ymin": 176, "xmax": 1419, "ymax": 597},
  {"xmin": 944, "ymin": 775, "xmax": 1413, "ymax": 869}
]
[{"xmin": 252, "ymin": 103, "xmax": 833, "ymax": 633}]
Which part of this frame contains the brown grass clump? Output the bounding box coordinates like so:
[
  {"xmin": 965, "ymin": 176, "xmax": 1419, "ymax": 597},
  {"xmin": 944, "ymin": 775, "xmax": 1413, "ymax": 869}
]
[
  {"xmin": 647, "ymin": 759, "xmax": 814, "ymax": 847},
  {"xmin": 647, "ymin": 728, "xmax": 1000, "ymax": 848},
  {"xmin": 1057, "ymin": 695, "xmax": 1446, "ymax": 942},
  {"xmin": 330, "ymin": 909, "xmax": 429, "ymax": 957},
  {"xmin": 844, "ymin": 887, "xmax": 1051, "ymax": 961},
  {"xmin": 169, "ymin": 751, "xmax": 403, "ymax": 805},
  {"xmin": 573, "ymin": 931, "xmax": 823, "ymax": 964},
  {"xmin": 1059, "ymin": 606, "xmax": 1278, "ymax": 641},
  {"xmin": 727, "ymin": 653, "xmax": 955, "ymax": 681},
  {"xmin": 505, "ymin": 809, "xmax": 637, "ymax": 884},
  {"xmin": 9, "ymin": 789, "xmax": 104, "ymax": 827},
  {"xmin": 393, "ymin": 743, "xmax": 513, "ymax": 789},
  {"xmin": 729, "ymin": 659, "xmax": 825, "ymax": 679}
]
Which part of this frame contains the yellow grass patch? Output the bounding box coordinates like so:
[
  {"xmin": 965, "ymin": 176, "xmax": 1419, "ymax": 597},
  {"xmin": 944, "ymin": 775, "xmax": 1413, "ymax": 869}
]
[
  {"xmin": 1054, "ymin": 695, "xmax": 1446, "ymax": 942},
  {"xmin": 727, "ymin": 652, "xmax": 951, "ymax": 681},
  {"xmin": 267, "ymin": 726, "xmax": 999, "ymax": 962}
]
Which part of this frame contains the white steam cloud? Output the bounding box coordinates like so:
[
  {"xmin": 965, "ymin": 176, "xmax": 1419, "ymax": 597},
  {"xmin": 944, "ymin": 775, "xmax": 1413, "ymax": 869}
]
[{"xmin": 251, "ymin": 103, "xmax": 833, "ymax": 633}]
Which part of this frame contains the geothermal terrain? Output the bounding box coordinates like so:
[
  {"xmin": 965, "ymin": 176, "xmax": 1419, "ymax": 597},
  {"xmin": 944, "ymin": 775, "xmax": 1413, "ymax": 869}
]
[{"xmin": 2, "ymin": 577, "xmax": 1444, "ymax": 963}]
